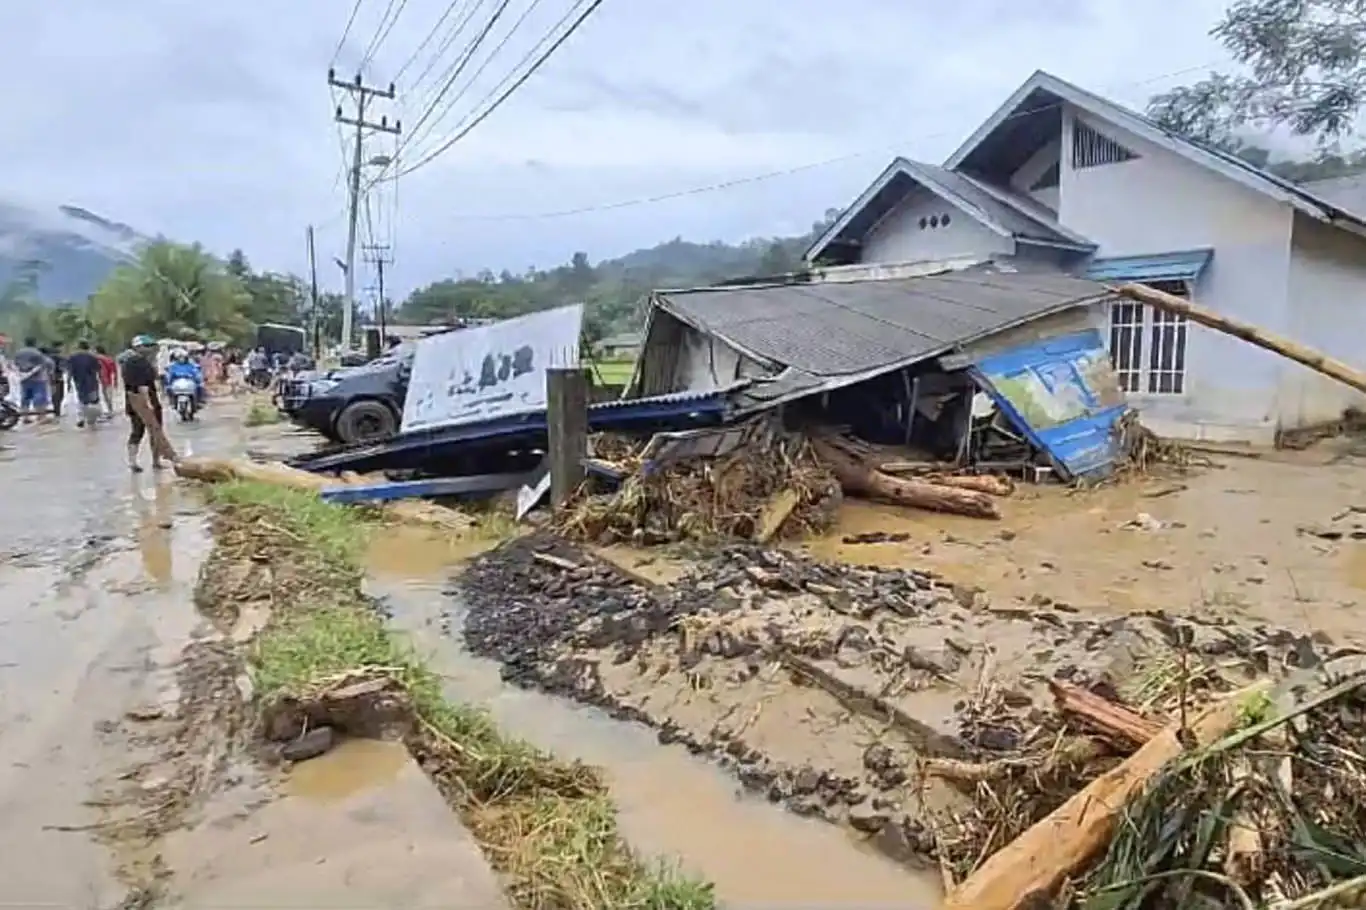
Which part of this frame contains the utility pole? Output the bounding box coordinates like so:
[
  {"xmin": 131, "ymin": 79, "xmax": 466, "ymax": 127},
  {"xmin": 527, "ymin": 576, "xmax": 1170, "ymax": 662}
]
[
  {"xmin": 305, "ymin": 225, "xmax": 321, "ymax": 357},
  {"xmin": 362, "ymin": 242, "xmax": 392, "ymax": 343},
  {"xmin": 328, "ymin": 69, "xmax": 399, "ymax": 352}
]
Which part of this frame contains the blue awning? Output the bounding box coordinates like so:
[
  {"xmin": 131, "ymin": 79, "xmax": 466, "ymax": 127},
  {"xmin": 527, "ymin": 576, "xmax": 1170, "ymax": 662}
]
[{"xmin": 1085, "ymin": 248, "xmax": 1213, "ymax": 283}]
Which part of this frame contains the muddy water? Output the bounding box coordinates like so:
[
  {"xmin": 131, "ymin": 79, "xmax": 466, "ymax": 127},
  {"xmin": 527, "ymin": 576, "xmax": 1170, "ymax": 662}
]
[
  {"xmin": 799, "ymin": 447, "xmax": 1366, "ymax": 645},
  {"xmin": 366, "ymin": 534, "xmax": 942, "ymax": 909},
  {"xmin": 0, "ymin": 404, "xmax": 246, "ymax": 903}
]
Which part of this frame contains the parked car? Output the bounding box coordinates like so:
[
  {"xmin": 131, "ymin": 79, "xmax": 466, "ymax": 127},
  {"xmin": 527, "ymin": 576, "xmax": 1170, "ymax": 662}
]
[{"xmin": 277, "ymin": 343, "xmax": 414, "ymax": 444}]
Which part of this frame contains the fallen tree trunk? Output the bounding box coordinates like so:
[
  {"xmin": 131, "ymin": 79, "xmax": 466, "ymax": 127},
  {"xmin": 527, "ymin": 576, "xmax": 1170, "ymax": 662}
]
[
  {"xmin": 922, "ymin": 473, "xmax": 1015, "ymax": 497},
  {"xmin": 812, "ymin": 439, "xmax": 999, "ymax": 519},
  {"xmin": 1049, "ymin": 680, "xmax": 1164, "ymax": 748},
  {"xmin": 941, "ymin": 680, "xmax": 1272, "ymax": 910},
  {"xmin": 176, "ymin": 456, "xmax": 473, "ymax": 531},
  {"xmin": 1116, "ymin": 283, "xmax": 1366, "ymax": 396}
]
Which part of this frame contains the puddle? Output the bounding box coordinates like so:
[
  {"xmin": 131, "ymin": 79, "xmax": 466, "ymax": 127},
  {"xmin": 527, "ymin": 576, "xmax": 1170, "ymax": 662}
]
[
  {"xmin": 286, "ymin": 738, "xmax": 408, "ymax": 803},
  {"xmin": 365, "ymin": 525, "xmax": 503, "ymax": 584},
  {"xmin": 372, "ymin": 569, "xmax": 942, "ymax": 909}
]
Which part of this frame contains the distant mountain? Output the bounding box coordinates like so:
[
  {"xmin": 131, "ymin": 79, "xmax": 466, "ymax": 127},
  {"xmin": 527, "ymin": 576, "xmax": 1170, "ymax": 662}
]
[{"xmin": 0, "ymin": 201, "xmax": 148, "ymax": 304}]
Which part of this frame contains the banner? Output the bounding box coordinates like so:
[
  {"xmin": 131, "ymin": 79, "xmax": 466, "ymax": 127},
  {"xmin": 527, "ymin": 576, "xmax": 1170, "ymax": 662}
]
[{"xmin": 400, "ymin": 304, "xmax": 583, "ymax": 433}]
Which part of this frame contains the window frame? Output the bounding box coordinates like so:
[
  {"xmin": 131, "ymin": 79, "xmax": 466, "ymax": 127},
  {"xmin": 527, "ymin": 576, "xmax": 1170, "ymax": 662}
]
[{"xmin": 1105, "ymin": 279, "xmax": 1190, "ymax": 397}]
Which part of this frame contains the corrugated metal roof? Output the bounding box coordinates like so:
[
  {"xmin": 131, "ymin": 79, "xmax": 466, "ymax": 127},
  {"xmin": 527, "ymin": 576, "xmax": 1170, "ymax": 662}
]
[
  {"xmin": 654, "ymin": 263, "xmax": 1111, "ymax": 379},
  {"xmin": 1304, "ymin": 174, "xmax": 1366, "ymax": 222},
  {"xmin": 1085, "ymin": 248, "xmax": 1213, "ymax": 283}
]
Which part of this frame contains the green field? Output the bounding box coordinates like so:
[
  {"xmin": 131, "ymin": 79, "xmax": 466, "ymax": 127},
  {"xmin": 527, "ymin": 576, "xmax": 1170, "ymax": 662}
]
[{"xmin": 590, "ymin": 358, "xmax": 636, "ymax": 386}]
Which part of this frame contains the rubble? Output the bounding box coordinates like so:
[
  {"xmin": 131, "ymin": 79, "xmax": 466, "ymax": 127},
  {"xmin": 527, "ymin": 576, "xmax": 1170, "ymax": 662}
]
[
  {"xmin": 453, "ymin": 531, "xmax": 1357, "ymax": 888},
  {"xmin": 557, "ymin": 431, "xmax": 842, "ymax": 544}
]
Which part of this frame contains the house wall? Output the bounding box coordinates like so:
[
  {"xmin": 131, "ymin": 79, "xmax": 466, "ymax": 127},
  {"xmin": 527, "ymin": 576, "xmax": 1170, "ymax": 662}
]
[
  {"xmin": 861, "ymin": 186, "xmax": 1015, "ymax": 264},
  {"xmin": 1008, "ymin": 139, "xmax": 1061, "ymax": 211},
  {"xmin": 1060, "ymin": 109, "xmax": 1296, "ymax": 443},
  {"xmin": 1282, "ymin": 214, "xmax": 1366, "ymax": 426}
]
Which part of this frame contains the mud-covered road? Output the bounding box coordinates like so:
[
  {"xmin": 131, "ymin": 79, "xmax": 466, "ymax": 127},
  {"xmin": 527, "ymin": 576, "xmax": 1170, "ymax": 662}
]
[{"xmin": 0, "ymin": 408, "xmax": 244, "ymax": 905}]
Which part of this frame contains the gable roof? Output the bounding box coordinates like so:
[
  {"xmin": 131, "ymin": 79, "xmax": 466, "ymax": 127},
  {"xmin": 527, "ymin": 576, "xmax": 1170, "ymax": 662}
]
[
  {"xmin": 1304, "ymin": 174, "xmax": 1366, "ymax": 222},
  {"xmin": 805, "ymin": 157, "xmax": 1093, "ymax": 263},
  {"xmin": 949, "ymin": 70, "xmax": 1366, "ymax": 235},
  {"xmin": 652, "ymin": 261, "xmax": 1110, "ymax": 380}
]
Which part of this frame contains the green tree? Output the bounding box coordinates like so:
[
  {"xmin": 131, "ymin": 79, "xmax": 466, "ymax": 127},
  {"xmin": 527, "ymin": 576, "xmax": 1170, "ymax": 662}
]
[
  {"xmin": 1149, "ymin": 0, "xmax": 1366, "ymax": 145},
  {"xmin": 88, "ymin": 241, "xmax": 252, "ymax": 345}
]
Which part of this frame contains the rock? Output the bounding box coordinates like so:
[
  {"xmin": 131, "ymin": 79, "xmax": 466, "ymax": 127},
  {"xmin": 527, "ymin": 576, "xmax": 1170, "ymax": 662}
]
[
  {"xmin": 125, "ymin": 704, "xmax": 165, "ymax": 722},
  {"xmin": 847, "ymin": 804, "xmax": 889, "ymax": 834},
  {"xmin": 281, "ymin": 726, "xmax": 335, "ymax": 763}
]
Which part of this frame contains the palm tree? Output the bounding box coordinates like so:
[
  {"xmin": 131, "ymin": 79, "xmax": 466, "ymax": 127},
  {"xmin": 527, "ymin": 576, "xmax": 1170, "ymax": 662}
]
[{"xmin": 89, "ymin": 242, "xmax": 251, "ymax": 346}]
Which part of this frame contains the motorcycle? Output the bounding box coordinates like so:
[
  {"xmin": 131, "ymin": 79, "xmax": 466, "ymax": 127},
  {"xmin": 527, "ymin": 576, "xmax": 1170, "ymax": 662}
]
[
  {"xmin": 169, "ymin": 376, "xmax": 199, "ymax": 422},
  {"xmin": 0, "ymin": 376, "xmax": 17, "ymax": 431}
]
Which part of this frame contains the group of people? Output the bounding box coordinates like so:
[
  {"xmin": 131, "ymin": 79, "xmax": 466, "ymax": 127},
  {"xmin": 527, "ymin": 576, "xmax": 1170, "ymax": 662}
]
[{"xmin": 8, "ymin": 337, "xmax": 119, "ymax": 427}]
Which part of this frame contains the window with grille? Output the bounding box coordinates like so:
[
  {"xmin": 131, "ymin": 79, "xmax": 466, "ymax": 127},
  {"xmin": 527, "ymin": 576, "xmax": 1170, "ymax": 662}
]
[
  {"xmin": 1106, "ymin": 280, "xmax": 1189, "ymax": 395},
  {"xmin": 1072, "ymin": 121, "xmax": 1138, "ymax": 169}
]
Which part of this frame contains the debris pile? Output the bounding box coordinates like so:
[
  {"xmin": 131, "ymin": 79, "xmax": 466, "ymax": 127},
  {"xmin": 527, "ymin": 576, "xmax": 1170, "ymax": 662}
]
[
  {"xmin": 558, "ymin": 430, "xmax": 842, "ymax": 544},
  {"xmin": 1110, "ymin": 410, "xmax": 1208, "ymax": 476},
  {"xmin": 455, "ymin": 534, "xmax": 1366, "ymax": 895},
  {"xmin": 929, "ymin": 655, "xmax": 1366, "ymax": 909}
]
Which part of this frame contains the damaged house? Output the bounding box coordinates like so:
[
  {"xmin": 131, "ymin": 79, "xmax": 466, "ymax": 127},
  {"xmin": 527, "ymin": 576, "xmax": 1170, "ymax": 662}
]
[
  {"xmin": 805, "ymin": 70, "xmax": 1366, "ymax": 444},
  {"xmin": 629, "ymin": 260, "xmax": 1126, "ymax": 481}
]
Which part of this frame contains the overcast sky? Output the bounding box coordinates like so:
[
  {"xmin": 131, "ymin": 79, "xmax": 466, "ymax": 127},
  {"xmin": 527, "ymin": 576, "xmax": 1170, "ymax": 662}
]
[{"xmin": 0, "ymin": 0, "xmax": 1233, "ymax": 297}]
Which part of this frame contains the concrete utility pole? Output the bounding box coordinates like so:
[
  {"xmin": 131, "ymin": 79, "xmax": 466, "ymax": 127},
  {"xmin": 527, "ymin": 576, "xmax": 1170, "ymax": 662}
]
[
  {"xmin": 328, "ymin": 69, "xmax": 399, "ymax": 352},
  {"xmin": 362, "ymin": 242, "xmax": 392, "ymax": 342}
]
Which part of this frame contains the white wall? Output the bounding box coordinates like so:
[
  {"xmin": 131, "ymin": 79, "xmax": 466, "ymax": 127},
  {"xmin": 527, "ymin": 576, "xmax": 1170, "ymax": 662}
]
[
  {"xmin": 861, "ymin": 186, "xmax": 1014, "ymax": 264},
  {"xmin": 1282, "ymin": 214, "xmax": 1366, "ymax": 426},
  {"xmin": 1009, "ymin": 139, "xmax": 1061, "ymax": 212},
  {"xmin": 1059, "ymin": 109, "xmax": 1295, "ymax": 443}
]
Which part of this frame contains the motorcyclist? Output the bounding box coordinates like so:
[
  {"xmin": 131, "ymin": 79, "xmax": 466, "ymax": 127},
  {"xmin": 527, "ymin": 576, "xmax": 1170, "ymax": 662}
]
[
  {"xmin": 245, "ymin": 347, "xmax": 270, "ymax": 388},
  {"xmin": 163, "ymin": 349, "xmax": 206, "ymax": 406}
]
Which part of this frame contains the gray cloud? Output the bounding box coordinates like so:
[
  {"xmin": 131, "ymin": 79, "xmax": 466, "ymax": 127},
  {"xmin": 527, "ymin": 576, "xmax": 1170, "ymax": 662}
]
[{"xmin": 0, "ymin": 0, "xmax": 1232, "ymax": 297}]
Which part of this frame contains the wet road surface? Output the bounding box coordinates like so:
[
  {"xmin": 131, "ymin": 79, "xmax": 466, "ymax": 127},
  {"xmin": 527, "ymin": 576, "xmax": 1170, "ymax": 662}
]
[{"xmin": 0, "ymin": 407, "xmax": 240, "ymax": 904}]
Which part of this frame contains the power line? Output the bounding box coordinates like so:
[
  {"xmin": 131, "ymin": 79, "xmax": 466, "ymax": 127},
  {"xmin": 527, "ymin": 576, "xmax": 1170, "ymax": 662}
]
[
  {"xmin": 359, "ymin": 0, "xmax": 401, "ymax": 70},
  {"xmin": 392, "ymin": 0, "xmax": 465, "ymax": 85},
  {"xmin": 407, "ymin": 0, "xmax": 486, "ymax": 101},
  {"xmin": 331, "ymin": 0, "xmax": 366, "ymax": 65},
  {"xmin": 399, "ymin": 0, "xmax": 549, "ymax": 161},
  {"xmin": 383, "ymin": 0, "xmax": 606, "ymax": 182},
  {"xmin": 396, "ymin": 0, "xmax": 517, "ymax": 158},
  {"xmin": 361, "ymin": 0, "xmax": 412, "ymax": 72},
  {"xmin": 387, "ymin": 58, "xmax": 1219, "ymax": 214}
]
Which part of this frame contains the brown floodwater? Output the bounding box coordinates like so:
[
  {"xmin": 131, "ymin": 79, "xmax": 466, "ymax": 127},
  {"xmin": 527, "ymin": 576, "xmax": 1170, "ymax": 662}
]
[{"xmin": 366, "ymin": 539, "xmax": 944, "ymax": 909}]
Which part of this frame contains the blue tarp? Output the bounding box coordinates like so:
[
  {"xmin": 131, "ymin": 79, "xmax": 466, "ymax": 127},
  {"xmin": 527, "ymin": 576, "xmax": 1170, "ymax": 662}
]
[{"xmin": 970, "ymin": 329, "xmax": 1127, "ymax": 480}]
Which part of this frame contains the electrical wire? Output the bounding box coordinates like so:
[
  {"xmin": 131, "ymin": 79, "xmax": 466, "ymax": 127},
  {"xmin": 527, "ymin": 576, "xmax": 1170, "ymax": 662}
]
[
  {"xmin": 385, "ymin": 58, "xmax": 1220, "ymax": 214},
  {"xmin": 359, "ymin": 0, "xmax": 403, "ymax": 71},
  {"xmin": 396, "ymin": 0, "xmax": 518, "ymax": 159},
  {"xmin": 407, "ymin": 0, "xmax": 486, "ymax": 101},
  {"xmin": 398, "ymin": 0, "xmax": 549, "ymax": 159},
  {"xmin": 331, "ymin": 0, "xmax": 366, "ymax": 65},
  {"xmin": 392, "ymin": 0, "xmax": 465, "ymax": 85},
  {"xmin": 383, "ymin": 0, "xmax": 605, "ymax": 182}
]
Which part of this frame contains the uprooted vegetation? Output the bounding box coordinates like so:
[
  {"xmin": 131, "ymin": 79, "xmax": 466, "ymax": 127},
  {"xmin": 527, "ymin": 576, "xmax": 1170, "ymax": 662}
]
[{"xmin": 202, "ymin": 481, "xmax": 715, "ymax": 910}]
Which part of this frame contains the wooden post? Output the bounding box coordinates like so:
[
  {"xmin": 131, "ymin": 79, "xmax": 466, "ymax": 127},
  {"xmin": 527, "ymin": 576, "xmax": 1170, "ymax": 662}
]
[{"xmin": 546, "ymin": 367, "xmax": 588, "ymax": 511}]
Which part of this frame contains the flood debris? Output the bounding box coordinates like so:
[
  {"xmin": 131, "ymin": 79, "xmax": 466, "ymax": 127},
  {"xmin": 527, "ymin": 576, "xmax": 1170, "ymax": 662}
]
[
  {"xmin": 199, "ymin": 479, "xmax": 715, "ymax": 910},
  {"xmin": 557, "ymin": 427, "xmax": 843, "ymax": 544}
]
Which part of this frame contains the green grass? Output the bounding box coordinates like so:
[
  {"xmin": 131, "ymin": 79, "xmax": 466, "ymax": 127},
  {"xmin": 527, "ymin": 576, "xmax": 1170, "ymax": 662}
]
[
  {"xmin": 243, "ymin": 396, "xmax": 282, "ymax": 427},
  {"xmin": 206, "ymin": 479, "xmax": 714, "ymax": 910},
  {"xmin": 590, "ymin": 358, "xmax": 636, "ymax": 386}
]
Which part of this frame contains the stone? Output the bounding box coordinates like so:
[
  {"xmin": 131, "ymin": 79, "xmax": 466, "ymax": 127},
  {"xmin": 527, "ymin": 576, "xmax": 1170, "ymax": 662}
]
[{"xmin": 281, "ymin": 727, "xmax": 336, "ymax": 763}]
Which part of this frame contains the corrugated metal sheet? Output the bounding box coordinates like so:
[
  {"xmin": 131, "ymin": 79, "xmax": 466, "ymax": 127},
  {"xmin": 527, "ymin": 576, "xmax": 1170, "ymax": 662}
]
[
  {"xmin": 655, "ymin": 264, "xmax": 1112, "ymax": 379},
  {"xmin": 1085, "ymin": 249, "xmax": 1213, "ymax": 283},
  {"xmin": 970, "ymin": 329, "xmax": 1126, "ymax": 480}
]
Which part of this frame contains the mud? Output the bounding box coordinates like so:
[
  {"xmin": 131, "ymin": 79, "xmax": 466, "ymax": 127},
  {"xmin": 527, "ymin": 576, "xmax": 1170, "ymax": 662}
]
[{"xmin": 455, "ymin": 532, "xmax": 1344, "ymax": 871}]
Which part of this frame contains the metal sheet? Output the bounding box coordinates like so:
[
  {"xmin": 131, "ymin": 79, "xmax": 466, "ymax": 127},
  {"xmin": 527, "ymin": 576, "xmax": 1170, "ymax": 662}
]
[
  {"xmin": 969, "ymin": 329, "xmax": 1127, "ymax": 480},
  {"xmin": 1085, "ymin": 249, "xmax": 1213, "ymax": 283}
]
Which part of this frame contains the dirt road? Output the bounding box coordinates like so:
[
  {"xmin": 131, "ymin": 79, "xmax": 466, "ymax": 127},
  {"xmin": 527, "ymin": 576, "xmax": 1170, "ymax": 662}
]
[{"xmin": 0, "ymin": 410, "xmax": 239, "ymax": 905}]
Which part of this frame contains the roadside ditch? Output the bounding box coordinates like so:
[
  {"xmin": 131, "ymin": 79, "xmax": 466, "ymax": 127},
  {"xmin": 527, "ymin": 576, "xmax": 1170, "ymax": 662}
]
[{"xmin": 137, "ymin": 480, "xmax": 716, "ymax": 910}]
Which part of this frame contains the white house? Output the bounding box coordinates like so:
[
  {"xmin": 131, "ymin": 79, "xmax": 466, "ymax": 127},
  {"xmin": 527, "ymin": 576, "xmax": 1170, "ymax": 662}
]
[{"xmin": 806, "ymin": 70, "xmax": 1366, "ymax": 444}]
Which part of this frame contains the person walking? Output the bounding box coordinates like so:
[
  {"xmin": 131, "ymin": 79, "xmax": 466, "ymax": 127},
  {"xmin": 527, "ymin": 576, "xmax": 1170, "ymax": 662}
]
[
  {"xmin": 95, "ymin": 345, "xmax": 118, "ymax": 417},
  {"xmin": 13, "ymin": 337, "xmax": 52, "ymax": 421},
  {"xmin": 46, "ymin": 345, "xmax": 67, "ymax": 420},
  {"xmin": 122, "ymin": 335, "xmax": 175, "ymax": 472},
  {"xmin": 66, "ymin": 340, "xmax": 102, "ymax": 429}
]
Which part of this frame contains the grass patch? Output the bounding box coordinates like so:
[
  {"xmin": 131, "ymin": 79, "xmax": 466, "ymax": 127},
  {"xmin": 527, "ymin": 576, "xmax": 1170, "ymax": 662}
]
[
  {"xmin": 590, "ymin": 358, "xmax": 636, "ymax": 386},
  {"xmin": 207, "ymin": 479, "xmax": 714, "ymax": 910},
  {"xmin": 243, "ymin": 396, "xmax": 282, "ymax": 427}
]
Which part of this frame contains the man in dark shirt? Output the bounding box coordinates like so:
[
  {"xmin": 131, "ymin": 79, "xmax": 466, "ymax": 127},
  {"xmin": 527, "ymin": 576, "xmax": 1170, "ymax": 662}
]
[
  {"xmin": 45, "ymin": 345, "xmax": 67, "ymax": 419},
  {"xmin": 66, "ymin": 340, "xmax": 102, "ymax": 429},
  {"xmin": 121, "ymin": 335, "xmax": 171, "ymax": 472}
]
